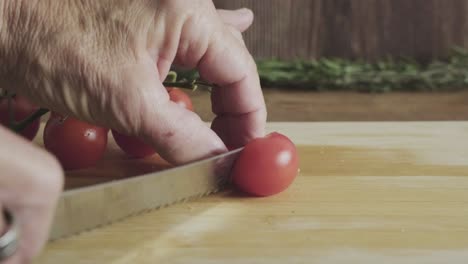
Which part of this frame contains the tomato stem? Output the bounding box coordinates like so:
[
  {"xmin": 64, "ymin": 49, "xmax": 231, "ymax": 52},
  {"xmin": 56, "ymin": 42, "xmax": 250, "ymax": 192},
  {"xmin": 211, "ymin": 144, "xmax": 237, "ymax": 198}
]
[
  {"xmin": 11, "ymin": 108, "xmax": 49, "ymax": 133},
  {"xmin": 165, "ymin": 71, "xmax": 178, "ymax": 83},
  {"xmin": 162, "ymin": 80, "xmax": 215, "ymax": 92}
]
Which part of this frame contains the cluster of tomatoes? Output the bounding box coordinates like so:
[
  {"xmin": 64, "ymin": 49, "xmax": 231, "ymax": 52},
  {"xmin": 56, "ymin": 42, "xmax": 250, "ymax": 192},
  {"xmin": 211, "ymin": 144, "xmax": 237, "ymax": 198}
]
[
  {"xmin": 0, "ymin": 87, "xmax": 299, "ymax": 197},
  {"xmin": 0, "ymin": 88, "xmax": 193, "ymax": 167}
]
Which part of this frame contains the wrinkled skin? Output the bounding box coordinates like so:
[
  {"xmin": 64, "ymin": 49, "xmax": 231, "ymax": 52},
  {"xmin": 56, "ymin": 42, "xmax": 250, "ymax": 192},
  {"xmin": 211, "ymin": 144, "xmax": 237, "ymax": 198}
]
[{"xmin": 0, "ymin": 0, "xmax": 266, "ymax": 262}]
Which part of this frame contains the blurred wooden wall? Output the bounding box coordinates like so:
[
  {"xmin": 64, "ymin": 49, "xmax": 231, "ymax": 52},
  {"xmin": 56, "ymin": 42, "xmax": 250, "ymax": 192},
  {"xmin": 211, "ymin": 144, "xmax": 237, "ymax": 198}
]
[{"xmin": 213, "ymin": 0, "xmax": 468, "ymax": 61}]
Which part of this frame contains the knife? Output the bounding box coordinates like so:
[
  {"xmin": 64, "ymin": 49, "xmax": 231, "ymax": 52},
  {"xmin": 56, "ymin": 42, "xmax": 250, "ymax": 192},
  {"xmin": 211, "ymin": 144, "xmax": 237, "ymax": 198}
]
[{"xmin": 48, "ymin": 148, "xmax": 243, "ymax": 241}]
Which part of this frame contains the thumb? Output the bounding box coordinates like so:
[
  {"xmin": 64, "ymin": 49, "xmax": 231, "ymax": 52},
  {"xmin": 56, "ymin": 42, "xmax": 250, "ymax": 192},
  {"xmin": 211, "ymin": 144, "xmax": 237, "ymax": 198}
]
[{"xmin": 117, "ymin": 63, "xmax": 227, "ymax": 165}]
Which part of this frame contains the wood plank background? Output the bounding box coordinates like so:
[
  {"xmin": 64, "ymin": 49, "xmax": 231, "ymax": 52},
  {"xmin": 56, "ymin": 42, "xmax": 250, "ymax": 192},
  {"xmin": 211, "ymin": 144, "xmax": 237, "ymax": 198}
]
[{"xmin": 213, "ymin": 0, "xmax": 468, "ymax": 61}]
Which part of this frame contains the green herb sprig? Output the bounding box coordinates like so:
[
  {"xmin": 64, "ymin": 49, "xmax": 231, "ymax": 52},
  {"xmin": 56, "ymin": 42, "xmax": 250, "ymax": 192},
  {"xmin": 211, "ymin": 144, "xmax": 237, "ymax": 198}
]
[{"xmin": 175, "ymin": 47, "xmax": 468, "ymax": 93}]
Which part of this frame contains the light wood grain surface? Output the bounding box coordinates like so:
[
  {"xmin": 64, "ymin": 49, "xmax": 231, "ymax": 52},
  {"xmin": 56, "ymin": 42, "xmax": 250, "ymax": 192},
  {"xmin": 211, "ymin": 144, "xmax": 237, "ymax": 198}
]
[{"xmin": 34, "ymin": 122, "xmax": 468, "ymax": 264}]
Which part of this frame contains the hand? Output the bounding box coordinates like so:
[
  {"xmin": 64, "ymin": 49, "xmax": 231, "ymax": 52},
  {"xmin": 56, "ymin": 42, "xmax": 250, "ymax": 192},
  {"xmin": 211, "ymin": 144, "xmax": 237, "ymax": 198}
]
[
  {"xmin": 0, "ymin": 126, "xmax": 63, "ymax": 263},
  {"xmin": 0, "ymin": 0, "xmax": 267, "ymax": 165}
]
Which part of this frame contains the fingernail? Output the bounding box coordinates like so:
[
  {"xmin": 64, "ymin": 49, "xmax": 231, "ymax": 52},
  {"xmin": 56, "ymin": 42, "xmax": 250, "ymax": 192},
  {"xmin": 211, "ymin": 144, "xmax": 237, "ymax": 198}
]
[{"xmin": 238, "ymin": 8, "xmax": 252, "ymax": 14}]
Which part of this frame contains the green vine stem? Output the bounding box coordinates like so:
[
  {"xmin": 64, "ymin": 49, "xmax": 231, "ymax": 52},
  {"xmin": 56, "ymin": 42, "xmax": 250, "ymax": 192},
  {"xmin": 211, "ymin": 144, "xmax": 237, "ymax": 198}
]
[
  {"xmin": 10, "ymin": 108, "xmax": 49, "ymax": 133},
  {"xmin": 163, "ymin": 81, "xmax": 215, "ymax": 92},
  {"xmin": 163, "ymin": 70, "xmax": 215, "ymax": 91},
  {"xmin": 165, "ymin": 71, "xmax": 178, "ymax": 83}
]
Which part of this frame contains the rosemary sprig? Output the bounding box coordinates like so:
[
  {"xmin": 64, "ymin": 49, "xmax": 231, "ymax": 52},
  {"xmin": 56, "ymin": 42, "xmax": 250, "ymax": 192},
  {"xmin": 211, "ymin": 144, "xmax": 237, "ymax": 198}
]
[{"xmin": 173, "ymin": 47, "xmax": 468, "ymax": 93}]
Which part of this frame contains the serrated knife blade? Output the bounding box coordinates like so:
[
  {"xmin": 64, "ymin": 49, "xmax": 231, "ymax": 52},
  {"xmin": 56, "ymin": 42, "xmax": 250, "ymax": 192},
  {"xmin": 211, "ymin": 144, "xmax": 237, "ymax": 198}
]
[{"xmin": 48, "ymin": 148, "xmax": 242, "ymax": 241}]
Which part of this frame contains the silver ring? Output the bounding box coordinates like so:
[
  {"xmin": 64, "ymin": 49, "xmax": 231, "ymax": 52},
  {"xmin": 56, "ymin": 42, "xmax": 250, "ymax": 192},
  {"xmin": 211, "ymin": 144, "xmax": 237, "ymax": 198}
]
[{"xmin": 0, "ymin": 208, "xmax": 18, "ymax": 261}]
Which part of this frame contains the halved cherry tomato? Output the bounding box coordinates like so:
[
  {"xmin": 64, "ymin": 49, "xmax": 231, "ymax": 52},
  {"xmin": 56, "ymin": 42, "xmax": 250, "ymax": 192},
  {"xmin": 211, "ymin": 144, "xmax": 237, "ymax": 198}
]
[
  {"xmin": 167, "ymin": 87, "xmax": 194, "ymax": 111},
  {"xmin": 112, "ymin": 130, "xmax": 156, "ymax": 158},
  {"xmin": 231, "ymin": 132, "xmax": 299, "ymax": 197},
  {"xmin": 0, "ymin": 95, "xmax": 40, "ymax": 140},
  {"xmin": 43, "ymin": 115, "xmax": 108, "ymax": 170}
]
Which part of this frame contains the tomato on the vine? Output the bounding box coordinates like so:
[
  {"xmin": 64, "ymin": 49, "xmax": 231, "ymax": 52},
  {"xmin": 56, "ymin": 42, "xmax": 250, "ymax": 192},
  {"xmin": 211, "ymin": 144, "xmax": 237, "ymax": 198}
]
[
  {"xmin": 167, "ymin": 87, "xmax": 194, "ymax": 111},
  {"xmin": 112, "ymin": 130, "xmax": 156, "ymax": 158},
  {"xmin": 43, "ymin": 115, "xmax": 108, "ymax": 170},
  {"xmin": 231, "ymin": 132, "xmax": 299, "ymax": 197},
  {"xmin": 0, "ymin": 95, "xmax": 40, "ymax": 140}
]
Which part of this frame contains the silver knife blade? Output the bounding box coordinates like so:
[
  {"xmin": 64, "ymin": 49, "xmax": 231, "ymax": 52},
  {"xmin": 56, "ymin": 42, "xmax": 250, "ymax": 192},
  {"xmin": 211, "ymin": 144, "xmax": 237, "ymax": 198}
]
[{"xmin": 49, "ymin": 148, "xmax": 242, "ymax": 241}]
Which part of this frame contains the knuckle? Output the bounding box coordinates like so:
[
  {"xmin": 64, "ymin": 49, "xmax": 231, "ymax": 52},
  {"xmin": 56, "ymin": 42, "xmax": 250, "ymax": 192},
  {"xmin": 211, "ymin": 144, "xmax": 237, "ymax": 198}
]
[
  {"xmin": 176, "ymin": 5, "xmax": 222, "ymax": 68},
  {"xmin": 177, "ymin": 16, "xmax": 211, "ymax": 68},
  {"xmin": 257, "ymin": 104, "xmax": 267, "ymax": 119}
]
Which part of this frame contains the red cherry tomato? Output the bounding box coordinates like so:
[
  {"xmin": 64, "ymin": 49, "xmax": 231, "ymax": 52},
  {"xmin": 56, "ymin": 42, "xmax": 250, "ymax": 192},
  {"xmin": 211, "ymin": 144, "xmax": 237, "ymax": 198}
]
[
  {"xmin": 167, "ymin": 88, "xmax": 194, "ymax": 111},
  {"xmin": 0, "ymin": 95, "xmax": 40, "ymax": 140},
  {"xmin": 44, "ymin": 115, "xmax": 108, "ymax": 170},
  {"xmin": 231, "ymin": 132, "xmax": 299, "ymax": 197},
  {"xmin": 111, "ymin": 129, "xmax": 156, "ymax": 158}
]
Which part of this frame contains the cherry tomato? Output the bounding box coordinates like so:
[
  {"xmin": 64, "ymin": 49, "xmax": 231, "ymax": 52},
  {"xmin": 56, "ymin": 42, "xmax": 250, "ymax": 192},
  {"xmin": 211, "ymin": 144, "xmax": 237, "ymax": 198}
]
[
  {"xmin": 167, "ymin": 88, "xmax": 194, "ymax": 111},
  {"xmin": 43, "ymin": 115, "xmax": 108, "ymax": 170},
  {"xmin": 0, "ymin": 95, "xmax": 40, "ymax": 140},
  {"xmin": 111, "ymin": 130, "xmax": 156, "ymax": 158},
  {"xmin": 231, "ymin": 132, "xmax": 299, "ymax": 197}
]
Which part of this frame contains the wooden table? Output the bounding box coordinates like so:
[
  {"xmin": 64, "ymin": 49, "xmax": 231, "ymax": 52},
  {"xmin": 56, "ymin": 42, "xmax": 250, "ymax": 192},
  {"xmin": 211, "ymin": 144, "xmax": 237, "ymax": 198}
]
[
  {"xmin": 34, "ymin": 122, "xmax": 468, "ymax": 263},
  {"xmin": 191, "ymin": 90, "xmax": 468, "ymax": 122}
]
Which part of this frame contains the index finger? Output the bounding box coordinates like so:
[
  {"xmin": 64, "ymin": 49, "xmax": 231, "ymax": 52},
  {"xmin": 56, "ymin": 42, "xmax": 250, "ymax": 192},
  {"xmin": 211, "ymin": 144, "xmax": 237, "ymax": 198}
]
[{"xmin": 197, "ymin": 27, "xmax": 267, "ymax": 149}]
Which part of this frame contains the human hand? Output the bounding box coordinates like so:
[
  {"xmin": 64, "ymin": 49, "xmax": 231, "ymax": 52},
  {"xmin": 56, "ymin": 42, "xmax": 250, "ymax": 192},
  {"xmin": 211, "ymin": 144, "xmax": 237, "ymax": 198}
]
[
  {"xmin": 0, "ymin": 126, "xmax": 63, "ymax": 263},
  {"xmin": 0, "ymin": 0, "xmax": 266, "ymax": 165}
]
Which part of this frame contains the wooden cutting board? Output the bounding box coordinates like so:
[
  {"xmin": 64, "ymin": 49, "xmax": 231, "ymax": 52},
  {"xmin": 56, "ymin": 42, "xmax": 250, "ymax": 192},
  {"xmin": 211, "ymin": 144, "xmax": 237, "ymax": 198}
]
[{"xmin": 34, "ymin": 122, "xmax": 468, "ymax": 264}]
